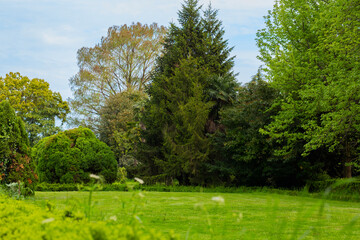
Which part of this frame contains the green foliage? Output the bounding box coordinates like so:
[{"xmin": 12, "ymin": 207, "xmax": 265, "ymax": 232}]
[
  {"xmin": 139, "ymin": 0, "xmax": 237, "ymax": 185},
  {"xmin": 2, "ymin": 182, "xmax": 34, "ymax": 198},
  {"xmin": 0, "ymin": 193, "xmax": 178, "ymax": 239},
  {"xmin": 99, "ymin": 90, "xmax": 146, "ymax": 167},
  {"xmin": 0, "ymin": 72, "xmax": 69, "ymax": 146},
  {"xmin": 256, "ymin": 0, "xmax": 360, "ymax": 178},
  {"xmin": 151, "ymin": 58, "xmax": 213, "ymax": 184},
  {"xmin": 35, "ymin": 182, "xmax": 79, "ymax": 191},
  {"xmin": 32, "ymin": 127, "xmax": 117, "ymax": 184},
  {"xmin": 208, "ymin": 69, "xmax": 280, "ymax": 186},
  {"xmin": 69, "ymin": 23, "xmax": 166, "ymax": 133},
  {"xmin": 0, "ymin": 101, "xmax": 37, "ymax": 189},
  {"xmin": 32, "ymin": 179, "xmax": 360, "ymax": 202},
  {"xmin": 201, "ymin": 4, "xmax": 235, "ymax": 76},
  {"xmin": 117, "ymin": 167, "xmax": 128, "ymax": 183}
]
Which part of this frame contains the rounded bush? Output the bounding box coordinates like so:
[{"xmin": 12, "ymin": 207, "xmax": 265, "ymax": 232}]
[{"xmin": 32, "ymin": 127, "xmax": 117, "ymax": 183}]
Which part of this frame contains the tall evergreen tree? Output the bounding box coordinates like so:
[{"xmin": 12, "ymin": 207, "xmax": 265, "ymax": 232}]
[
  {"xmin": 201, "ymin": 4, "xmax": 235, "ymax": 76},
  {"xmin": 138, "ymin": 0, "xmax": 237, "ymax": 185}
]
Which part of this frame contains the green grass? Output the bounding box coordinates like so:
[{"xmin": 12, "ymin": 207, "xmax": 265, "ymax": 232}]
[{"xmin": 27, "ymin": 191, "xmax": 360, "ymax": 240}]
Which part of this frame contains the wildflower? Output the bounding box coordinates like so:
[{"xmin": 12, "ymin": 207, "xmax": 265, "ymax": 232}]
[
  {"xmin": 211, "ymin": 196, "xmax": 225, "ymax": 204},
  {"xmin": 135, "ymin": 215, "xmax": 143, "ymax": 223},
  {"xmin": 89, "ymin": 174, "xmax": 100, "ymax": 179},
  {"xmin": 42, "ymin": 218, "xmax": 55, "ymax": 224},
  {"xmin": 134, "ymin": 177, "xmax": 144, "ymax": 184}
]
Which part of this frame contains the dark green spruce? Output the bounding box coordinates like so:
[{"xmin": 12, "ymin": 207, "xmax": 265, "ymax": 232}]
[{"xmin": 138, "ymin": 0, "xmax": 237, "ymax": 185}]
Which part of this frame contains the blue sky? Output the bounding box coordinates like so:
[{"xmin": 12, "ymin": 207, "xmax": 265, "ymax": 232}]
[{"xmin": 0, "ymin": 0, "xmax": 275, "ymax": 100}]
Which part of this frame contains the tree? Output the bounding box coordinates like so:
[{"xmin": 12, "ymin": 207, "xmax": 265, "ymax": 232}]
[
  {"xmin": 99, "ymin": 90, "xmax": 146, "ymax": 167},
  {"xmin": 69, "ymin": 23, "xmax": 167, "ymax": 132},
  {"xmin": 32, "ymin": 127, "xmax": 117, "ymax": 183},
  {"xmin": 207, "ymin": 69, "xmax": 278, "ymax": 185},
  {"xmin": 0, "ymin": 101, "xmax": 37, "ymax": 189},
  {"xmin": 0, "ymin": 72, "xmax": 69, "ymax": 146},
  {"xmin": 201, "ymin": 4, "xmax": 235, "ymax": 76},
  {"xmin": 152, "ymin": 58, "xmax": 213, "ymax": 184},
  {"xmin": 256, "ymin": 0, "xmax": 360, "ymax": 178},
  {"xmin": 138, "ymin": 0, "xmax": 237, "ymax": 185}
]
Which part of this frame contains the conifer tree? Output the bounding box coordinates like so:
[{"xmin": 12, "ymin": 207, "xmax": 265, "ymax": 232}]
[
  {"xmin": 138, "ymin": 0, "xmax": 236, "ymax": 185},
  {"xmin": 201, "ymin": 4, "xmax": 235, "ymax": 76}
]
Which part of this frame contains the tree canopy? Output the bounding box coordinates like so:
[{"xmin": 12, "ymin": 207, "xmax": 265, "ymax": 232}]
[
  {"xmin": 69, "ymin": 23, "xmax": 167, "ymax": 132},
  {"xmin": 257, "ymin": 0, "xmax": 360, "ymax": 178},
  {"xmin": 0, "ymin": 72, "xmax": 69, "ymax": 146}
]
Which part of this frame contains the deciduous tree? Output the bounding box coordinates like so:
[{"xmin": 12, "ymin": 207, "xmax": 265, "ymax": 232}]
[
  {"xmin": 0, "ymin": 72, "xmax": 69, "ymax": 146},
  {"xmin": 257, "ymin": 0, "xmax": 360, "ymax": 178},
  {"xmin": 69, "ymin": 23, "xmax": 166, "ymax": 132},
  {"xmin": 99, "ymin": 90, "xmax": 146, "ymax": 167}
]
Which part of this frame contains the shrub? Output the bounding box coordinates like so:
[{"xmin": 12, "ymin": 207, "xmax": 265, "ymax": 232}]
[
  {"xmin": 1, "ymin": 182, "xmax": 34, "ymax": 197},
  {"xmin": 32, "ymin": 127, "xmax": 117, "ymax": 184},
  {"xmin": 0, "ymin": 193, "xmax": 178, "ymax": 239},
  {"xmin": 117, "ymin": 167, "xmax": 127, "ymax": 183},
  {"xmin": 0, "ymin": 101, "xmax": 37, "ymax": 192}
]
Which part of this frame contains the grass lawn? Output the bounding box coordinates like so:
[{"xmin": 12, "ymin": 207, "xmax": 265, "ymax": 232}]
[{"xmin": 28, "ymin": 191, "xmax": 360, "ymax": 240}]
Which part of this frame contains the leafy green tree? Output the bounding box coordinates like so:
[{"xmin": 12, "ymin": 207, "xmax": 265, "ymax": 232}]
[
  {"xmin": 0, "ymin": 72, "xmax": 69, "ymax": 146},
  {"xmin": 69, "ymin": 23, "xmax": 166, "ymax": 133},
  {"xmin": 257, "ymin": 0, "xmax": 360, "ymax": 178},
  {"xmin": 99, "ymin": 90, "xmax": 146, "ymax": 167},
  {"xmin": 32, "ymin": 127, "xmax": 117, "ymax": 183},
  {"xmin": 0, "ymin": 101, "xmax": 37, "ymax": 188}
]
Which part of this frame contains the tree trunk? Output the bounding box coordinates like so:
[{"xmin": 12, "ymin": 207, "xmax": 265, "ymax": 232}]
[
  {"xmin": 344, "ymin": 163, "xmax": 352, "ymax": 178},
  {"xmin": 17, "ymin": 180, "xmax": 21, "ymax": 197},
  {"xmin": 344, "ymin": 140, "xmax": 352, "ymax": 178}
]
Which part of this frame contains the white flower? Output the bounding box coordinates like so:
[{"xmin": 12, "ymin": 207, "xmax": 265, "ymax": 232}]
[
  {"xmin": 90, "ymin": 174, "xmax": 100, "ymax": 179},
  {"xmin": 211, "ymin": 196, "xmax": 225, "ymax": 204},
  {"xmin": 42, "ymin": 218, "xmax": 55, "ymax": 224},
  {"xmin": 109, "ymin": 216, "xmax": 117, "ymax": 221},
  {"xmin": 134, "ymin": 177, "xmax": 144, "ymax": 184}
]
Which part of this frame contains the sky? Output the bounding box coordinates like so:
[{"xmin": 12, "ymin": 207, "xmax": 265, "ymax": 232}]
[{"xmin": 0, "ymin": 0, "xmax": 275, "ymax": 101}]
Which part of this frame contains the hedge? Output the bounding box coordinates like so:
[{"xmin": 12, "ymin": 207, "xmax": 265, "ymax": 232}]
[{"xmin": 34, "ymin": 179, "xmax": 360, "ymax": 202}]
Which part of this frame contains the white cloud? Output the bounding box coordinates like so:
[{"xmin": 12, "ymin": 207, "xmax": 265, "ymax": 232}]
[
  {"xmin": 41, "ymin": 32, "xmax": 73, "ymax": 45},
  {"xmin": 40, "ymin": 25, "xmax": 82, "ymax": 46}
]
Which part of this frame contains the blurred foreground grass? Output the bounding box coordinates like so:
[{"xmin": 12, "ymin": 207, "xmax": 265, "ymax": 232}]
[{"xmin": 27, "ymin": 191, "xmax": 360, "ymax": 240}]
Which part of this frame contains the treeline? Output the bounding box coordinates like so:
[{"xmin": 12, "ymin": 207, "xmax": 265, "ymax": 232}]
[{"xmin": 1, "ymin": 0, "xmax": 359, "ymax": 190}]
